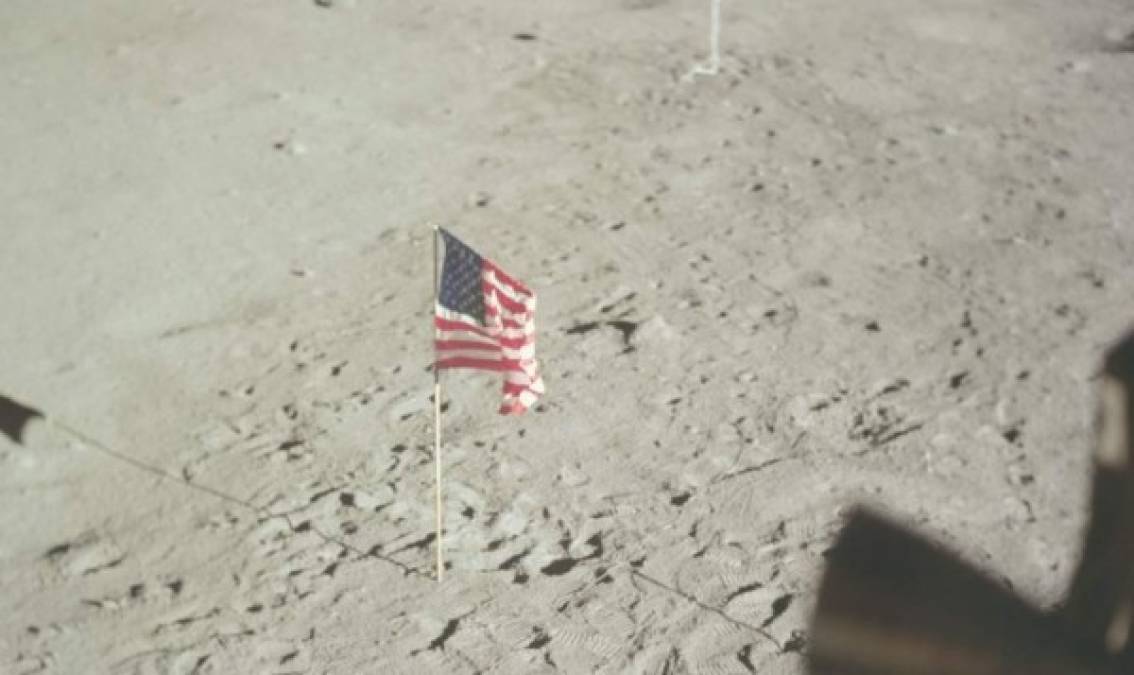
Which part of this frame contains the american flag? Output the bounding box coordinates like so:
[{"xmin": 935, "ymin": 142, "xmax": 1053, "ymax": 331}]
[{"xmin": 434, "ymin": 228, "xmax": 544, "ymax": 414}]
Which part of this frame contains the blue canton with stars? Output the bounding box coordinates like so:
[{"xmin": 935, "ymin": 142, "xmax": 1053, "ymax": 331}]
[{"xmin": 438, "ymin": 229, "xmax": 486, "ymax": 325}]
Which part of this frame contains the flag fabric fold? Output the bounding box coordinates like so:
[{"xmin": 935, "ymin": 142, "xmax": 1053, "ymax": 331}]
[{"xmin": 434, "ymin": 228, "xmax": 544, "ymax": 414}]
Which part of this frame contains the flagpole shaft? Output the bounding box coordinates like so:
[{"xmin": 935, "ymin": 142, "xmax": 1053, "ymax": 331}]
[
  {"xmin": 434, "ymin": 381, "xmax": 443, "ymax": 582},
  {"xmin": 432, "ymin": 225, "xmax": 444, "ymax": 583}
]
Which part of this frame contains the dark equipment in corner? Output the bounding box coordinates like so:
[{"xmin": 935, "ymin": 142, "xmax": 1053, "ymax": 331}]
[{"xmin": 809, "ymin": 330, "xmax": 1134, "ymax": 674}]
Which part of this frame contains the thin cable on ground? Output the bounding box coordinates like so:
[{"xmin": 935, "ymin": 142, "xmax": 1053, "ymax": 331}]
[
  {"xmin": 48, "ymin": 416, "xmax": 785, "ymax": 646},
  {"xmin": 47, "ymin": 417, "xmax": 426, "ymax": 578}
]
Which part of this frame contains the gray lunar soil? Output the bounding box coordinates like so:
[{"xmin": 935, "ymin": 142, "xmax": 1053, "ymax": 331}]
[{"xmin": 3, "ymin": 0, "xmax": 1134, "ymax": 673}]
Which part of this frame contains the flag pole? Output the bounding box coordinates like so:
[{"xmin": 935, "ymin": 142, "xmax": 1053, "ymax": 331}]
[{"xmin": 432, "ymin": 224, "xmax": 445, "ymax": 583}]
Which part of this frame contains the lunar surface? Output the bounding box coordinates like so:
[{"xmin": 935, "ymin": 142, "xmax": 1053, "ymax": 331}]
[{"xmin": 2, "ymin": 0, "xmax": 1133, "ymax": 673}]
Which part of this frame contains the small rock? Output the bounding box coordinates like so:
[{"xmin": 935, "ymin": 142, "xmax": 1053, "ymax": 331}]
[
  {"xmin": 557, "ymin": 465, "xmax": 589, "ymax": 487},
  {"xmin": 635, "ymin": 315, "xmax": 677, "ymax": 344},
  {"xmin": 1057, "ymin": 59, "xmax": 1092, "ymax": 74},
  {"xmin": 1008, "ymin": 464, "xmax": 1035, "ymax": 486},
  {"xmin": 352, "ymin": 486, "xmax": 395, "ymax": 510},
  {"xmin": 273, "ymin": 139, "xmax": 308, "ymax": 155},
  {"xmin": 1004, "ymin": 496, "xmax": 1035, "ymax": 523}
]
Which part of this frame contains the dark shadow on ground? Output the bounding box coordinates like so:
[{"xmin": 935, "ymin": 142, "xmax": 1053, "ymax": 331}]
[{"xmin": 0, "ymin": 393, "xmax": 44, "ymax": 445}]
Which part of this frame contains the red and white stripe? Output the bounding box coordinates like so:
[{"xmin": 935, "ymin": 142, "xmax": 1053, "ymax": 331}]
[{"xmin": 434, "ymin": 259, "xmax": 544, "ymax": 414}]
